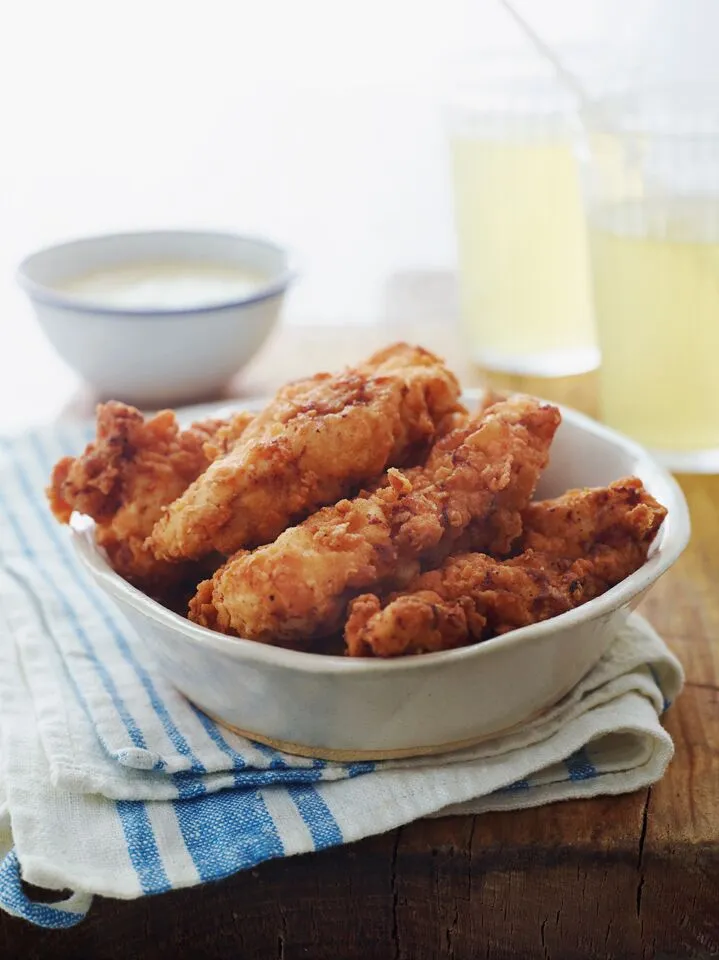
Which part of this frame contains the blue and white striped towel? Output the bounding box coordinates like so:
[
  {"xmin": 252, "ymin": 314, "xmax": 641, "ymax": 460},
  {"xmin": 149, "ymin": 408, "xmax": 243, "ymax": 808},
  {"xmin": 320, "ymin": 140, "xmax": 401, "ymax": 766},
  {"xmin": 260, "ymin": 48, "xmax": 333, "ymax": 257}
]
[{"xmin": 0, "ymin": 423, "xmax": 683, "ymax": 929}]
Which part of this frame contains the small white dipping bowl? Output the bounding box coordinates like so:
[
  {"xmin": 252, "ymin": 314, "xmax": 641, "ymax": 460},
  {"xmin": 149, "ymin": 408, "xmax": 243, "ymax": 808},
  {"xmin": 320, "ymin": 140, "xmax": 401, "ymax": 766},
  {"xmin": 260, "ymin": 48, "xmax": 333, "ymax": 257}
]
[
  {"xmin": 69, "ymin": 401, "xmax": 690, "ymax": 761},
  {"xmin": 18, "ymin": 230, "xmax": 295, "ymax": 407}
]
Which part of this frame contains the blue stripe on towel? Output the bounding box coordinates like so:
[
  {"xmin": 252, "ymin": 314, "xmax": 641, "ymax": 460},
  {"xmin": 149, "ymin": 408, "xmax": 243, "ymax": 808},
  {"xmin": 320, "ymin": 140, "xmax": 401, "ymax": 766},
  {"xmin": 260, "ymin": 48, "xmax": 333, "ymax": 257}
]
[
  {"xmin": 172, "ymin": 773, "xmax": 208, "ymax": 800},
  {"xmin": 287, "ymin": 785, "xmax": 343, "ymax": 849},
  {"xmin": 189, "ymin": 703, "xmax": 247, "ymax": 770},
  {"xmin": 251, "ymin": 741, "xmax": 291, "ymax": 769},
  {"xmin": 0, "ymin": 488, "xmax": 165, "ymax": 900},
  {"xmin": 0, "ymin": 852, "xmax": 86, "ymax": 929},
  {"xmin": 501, "ymin": 778, "xmax": 531, "ymax": 793},
  {"xmin": 24, "ymin": 431, "xmax": 206, "ymax": 773},
  {"xmin": 346, "ymin": 762, "xmax": 375, "ymax": 777},
  {"xmin": 173, "ymin": 790, "xmax": 284, "ymax": 883},
  {"xmin": 0, "ymin": 482, "xmax": 149, "ymax": 754},
  {"xmin": 115, "ymin": 802, "xmax": 171, "ymax": 895},
  {"xmin": 648, "ymin": 664, "xmax": 671, "ymax": 712},
  {"xmin": 565, "ymin": 747, "xmax": 598, "ymax": 781}
]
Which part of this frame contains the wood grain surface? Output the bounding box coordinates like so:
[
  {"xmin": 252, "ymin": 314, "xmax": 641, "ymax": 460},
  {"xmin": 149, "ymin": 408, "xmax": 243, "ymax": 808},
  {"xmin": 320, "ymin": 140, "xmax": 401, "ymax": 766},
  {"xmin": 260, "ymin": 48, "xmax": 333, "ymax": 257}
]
[{"xmin": 2, "ymin": 322, "xmax": 717, "ymax": 959}]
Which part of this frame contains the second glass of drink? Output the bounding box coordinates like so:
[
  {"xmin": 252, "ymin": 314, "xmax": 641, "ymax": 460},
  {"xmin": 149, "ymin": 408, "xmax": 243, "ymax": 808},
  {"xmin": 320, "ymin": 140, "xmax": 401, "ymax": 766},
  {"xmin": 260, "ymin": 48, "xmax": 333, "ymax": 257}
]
[{"xmin": 579, "ymin": 87, "xmax": 719, "ymax": 472}]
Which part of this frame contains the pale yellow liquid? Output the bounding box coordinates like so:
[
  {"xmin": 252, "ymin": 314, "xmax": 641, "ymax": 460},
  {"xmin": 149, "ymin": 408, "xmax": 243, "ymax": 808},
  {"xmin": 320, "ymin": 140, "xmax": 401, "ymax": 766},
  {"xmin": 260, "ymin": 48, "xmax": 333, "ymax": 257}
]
[
  {"xmin": 590, "ymin": 199, "xmax": 719, "ymax": 462},
  {"xmin": 450, "ymin": 137, "xmax": 598, "ymax": 375}
]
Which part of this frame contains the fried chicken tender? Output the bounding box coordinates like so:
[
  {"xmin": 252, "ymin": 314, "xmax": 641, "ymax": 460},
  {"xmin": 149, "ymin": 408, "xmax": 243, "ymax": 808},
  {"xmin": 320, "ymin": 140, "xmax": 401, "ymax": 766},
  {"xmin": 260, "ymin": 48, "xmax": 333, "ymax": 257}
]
[
  {"xmin": 520, "ymin": 476, "xmax": 664, "ymax": 560},
  {"xmin": 200, "ymin": 410, "xmax": 256, "ymax": 460},
  {"xmin": 47, "ymin": 402, "xmax": 253, "ymax": 597},
  {"xmin": 344, "ymin": 477, "xmax": 667, "ymax": 657},
  {"xmin": 420, "ymin": 389, "xmax": 561, "ymax": 563},
  {"xmin": 188, "ymin": 395, "xmax": 560, "ymax": 645},
  {"xmin": 148, "ymin": 343, "xmax": 465, "ymax": 562}
]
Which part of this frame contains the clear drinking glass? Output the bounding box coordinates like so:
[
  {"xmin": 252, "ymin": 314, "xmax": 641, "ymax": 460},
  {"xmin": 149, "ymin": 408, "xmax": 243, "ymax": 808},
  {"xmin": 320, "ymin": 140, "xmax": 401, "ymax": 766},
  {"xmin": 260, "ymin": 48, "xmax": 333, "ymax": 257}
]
[
  {"xmin": 579, "ymin": 87, "xmax": 719, "ymax": 472},
  {"xmin": 446, "ymin": 59, "xmax": 599, "ymax": 377}
]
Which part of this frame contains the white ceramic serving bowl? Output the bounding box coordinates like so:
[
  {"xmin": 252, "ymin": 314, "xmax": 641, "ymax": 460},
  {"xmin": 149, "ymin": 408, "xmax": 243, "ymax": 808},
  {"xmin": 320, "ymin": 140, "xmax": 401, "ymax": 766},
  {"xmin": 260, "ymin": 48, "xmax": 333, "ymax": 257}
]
[
  {"xmin": 69, "ymin": 401, "xmax": 690, "ymax": 760},
  {"xmin": 17, "ymin": 230, "xmax": 295, "ymax": 407}
]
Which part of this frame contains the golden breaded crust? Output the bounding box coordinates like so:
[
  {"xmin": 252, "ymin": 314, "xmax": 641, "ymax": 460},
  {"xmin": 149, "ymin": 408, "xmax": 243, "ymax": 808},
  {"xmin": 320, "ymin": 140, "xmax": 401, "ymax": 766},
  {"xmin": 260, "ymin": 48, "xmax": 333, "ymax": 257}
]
[
  {"xmin": 149, "ymin": 343, "xmax": 465, "ymax": 561},
  {"xmin": 188, "ymin": 396, "xmax": 560, "ymax": 645}
]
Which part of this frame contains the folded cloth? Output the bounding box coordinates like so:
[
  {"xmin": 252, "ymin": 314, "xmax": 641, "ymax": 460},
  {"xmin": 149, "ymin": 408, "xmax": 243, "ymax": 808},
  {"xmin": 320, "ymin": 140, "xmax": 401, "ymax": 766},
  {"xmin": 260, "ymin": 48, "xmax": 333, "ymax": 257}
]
[{"xmin": 0, "ymin": 425, "xmax": 683, "ymax": 929}]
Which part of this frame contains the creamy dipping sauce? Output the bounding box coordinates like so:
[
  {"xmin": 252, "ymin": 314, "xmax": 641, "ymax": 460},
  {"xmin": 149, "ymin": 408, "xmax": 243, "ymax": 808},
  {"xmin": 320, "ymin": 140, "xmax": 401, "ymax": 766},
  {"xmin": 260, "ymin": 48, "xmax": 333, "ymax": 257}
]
[{"xmin": 54, "ymin": 261, "xmax": 270, "ymax": 310}]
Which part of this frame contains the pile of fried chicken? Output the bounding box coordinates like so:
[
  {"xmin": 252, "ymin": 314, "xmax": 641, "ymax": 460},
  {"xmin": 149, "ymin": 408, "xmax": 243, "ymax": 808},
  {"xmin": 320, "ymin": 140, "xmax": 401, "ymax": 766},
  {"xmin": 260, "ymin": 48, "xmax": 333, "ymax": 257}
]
[{"xmin": 47, "ymin": 343, "xmax": 667, "ymax": 658}]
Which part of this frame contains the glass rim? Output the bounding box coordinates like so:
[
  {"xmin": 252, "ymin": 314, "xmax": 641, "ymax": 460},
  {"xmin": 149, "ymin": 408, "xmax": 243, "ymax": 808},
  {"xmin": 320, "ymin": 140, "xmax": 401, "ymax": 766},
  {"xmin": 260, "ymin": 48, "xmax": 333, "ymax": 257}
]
[
  {"xmin": 446, "ymin": 73, "xmax": 578, "ymax": 118},
  {"xmin": 442, "ymin": 42, "xmax": 620, "ymax": 119},
  {"xmin": 582, "ymin": 84, "xmax": 719, "ymax": 140}
]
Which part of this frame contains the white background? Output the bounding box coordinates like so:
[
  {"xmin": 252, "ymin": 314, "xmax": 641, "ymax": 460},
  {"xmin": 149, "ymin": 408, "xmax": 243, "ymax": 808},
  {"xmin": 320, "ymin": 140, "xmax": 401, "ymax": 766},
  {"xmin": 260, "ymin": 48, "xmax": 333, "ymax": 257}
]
[{"xmin": 0, "ymin": 0, "xmax": 710, "ymax": 429}]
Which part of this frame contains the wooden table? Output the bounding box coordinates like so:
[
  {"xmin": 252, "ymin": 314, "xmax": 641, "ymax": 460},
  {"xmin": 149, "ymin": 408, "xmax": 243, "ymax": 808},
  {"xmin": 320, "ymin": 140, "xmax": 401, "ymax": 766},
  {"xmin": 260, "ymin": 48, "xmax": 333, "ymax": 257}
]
[{"xmin": 2, "ymin": 322, "xmax": 718, "ymax": 960}]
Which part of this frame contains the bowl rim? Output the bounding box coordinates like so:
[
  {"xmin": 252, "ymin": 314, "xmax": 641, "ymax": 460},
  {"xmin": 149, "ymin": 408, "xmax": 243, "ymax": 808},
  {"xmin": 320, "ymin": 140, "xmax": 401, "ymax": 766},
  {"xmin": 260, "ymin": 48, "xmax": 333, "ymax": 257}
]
[
  {"xmin": 16, "ymin": 229, "xmax": 297, "ymax": 318},
  {"xmin": 68, "ymin": 398, "xmax": 691, "ymax": 676}
]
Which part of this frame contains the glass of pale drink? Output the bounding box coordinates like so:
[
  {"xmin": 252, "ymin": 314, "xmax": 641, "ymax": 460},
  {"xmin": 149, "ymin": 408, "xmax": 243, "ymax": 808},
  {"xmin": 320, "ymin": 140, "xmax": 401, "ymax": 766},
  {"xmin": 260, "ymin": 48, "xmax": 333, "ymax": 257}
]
[
  {"xmin": 447, "ymin": 63, "xmax": 599, "ymax": 377},
  {"xmin": 580, "ymin": 88, "xmax": 719, "ymax": 472}
]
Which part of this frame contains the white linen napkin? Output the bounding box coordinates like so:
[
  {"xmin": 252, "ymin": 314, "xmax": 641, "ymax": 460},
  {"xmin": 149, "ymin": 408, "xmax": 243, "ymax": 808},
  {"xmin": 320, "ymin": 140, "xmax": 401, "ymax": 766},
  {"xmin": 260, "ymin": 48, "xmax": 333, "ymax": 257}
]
[{"xmin": 0, "ymin": 425, "xmax": 683, "ymax": 928}]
